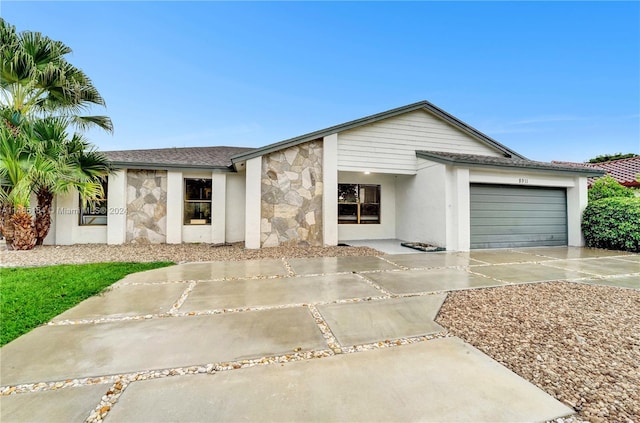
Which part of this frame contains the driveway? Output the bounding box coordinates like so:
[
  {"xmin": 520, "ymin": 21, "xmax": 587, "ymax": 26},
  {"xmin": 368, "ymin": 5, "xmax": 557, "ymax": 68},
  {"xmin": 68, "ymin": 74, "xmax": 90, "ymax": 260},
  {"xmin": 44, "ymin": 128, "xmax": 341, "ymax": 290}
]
[{"xmin": 1, "ymin": 247, "xmax": 638, "ymax": 422}]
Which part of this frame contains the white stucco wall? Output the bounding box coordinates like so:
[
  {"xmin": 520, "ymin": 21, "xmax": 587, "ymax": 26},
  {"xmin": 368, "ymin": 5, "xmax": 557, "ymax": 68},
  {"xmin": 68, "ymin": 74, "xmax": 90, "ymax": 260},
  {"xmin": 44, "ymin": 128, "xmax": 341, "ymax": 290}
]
[
  {"xmin": 565, "ymin": 177, "xmax": 588, "ymax": 247},
  {"xmin": 322, "ymin": 134, "xmax": 338, "ymax": 246},
  {"xmin": 166, "ymin": 170, "xmax": 183, "ymax": 244},
  {"xmin": 445, "ymin": 167, "xmax": 471, "ymax": 251},
  {"xmin": 212, "ymin": 173, "xmax": 227, "ymax": 244},
  {"xmin": 105, "ymin": 170, "xmax": 127, "ymax": 245},
  {"xmin": 395, "ymin": 161, "xmax": 447, "ymax": 247},
  {"xmin": 225, "ymin": 173, "xmax": 246, "ymax": 243},
  {"xmin": 51, "ymin": 191, "xmax": 108, "ymax": 245},
  {"xmin": 48, "ymin": 168, "xmax": 246, "ymax": 246},
  {"xmin": 244, "ymin": 157, "xmax": 262, "ymax": 249},
  {"xmin": 337, "ymin": 171, "xmax": 397, "ymax": 241}
]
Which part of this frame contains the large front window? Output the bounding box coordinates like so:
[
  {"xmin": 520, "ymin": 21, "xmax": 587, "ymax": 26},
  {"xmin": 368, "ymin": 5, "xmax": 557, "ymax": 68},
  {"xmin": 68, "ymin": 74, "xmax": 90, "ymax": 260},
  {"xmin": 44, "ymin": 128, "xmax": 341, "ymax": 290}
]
[
  {"xmin": 79, "ymin": 179, "xmax": 108, "ymax": 225},
  {"xmin": 338, "ymin": 183, "xmax": 380, "ymax": 224},
  {"xmin": 184, "ymin": 178, "xmax": 212, "ymax": 225}
]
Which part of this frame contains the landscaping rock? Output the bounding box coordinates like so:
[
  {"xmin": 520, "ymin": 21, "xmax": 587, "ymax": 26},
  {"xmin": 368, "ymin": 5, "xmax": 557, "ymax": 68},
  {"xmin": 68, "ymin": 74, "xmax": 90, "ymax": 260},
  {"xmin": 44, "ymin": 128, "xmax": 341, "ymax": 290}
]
[
  {"xmin": 436, "ymin": 282, "xmax": 640, "ymax": 422},
  {"xmin": 0, "ymin": 242, "xmax": 381, "ymax": 267}
]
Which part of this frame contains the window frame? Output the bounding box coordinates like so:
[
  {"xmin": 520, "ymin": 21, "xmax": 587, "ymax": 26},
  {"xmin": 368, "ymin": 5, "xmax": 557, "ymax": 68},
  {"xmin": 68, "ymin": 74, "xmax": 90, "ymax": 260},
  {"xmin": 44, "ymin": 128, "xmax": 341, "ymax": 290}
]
[
  {"xmin": 79, "ymin": 179, "xmax": 108, "ymax": 226},
  {"xmin": 338, "ymin": 183, "xmax": 381, "ymax": 225},
  {"xmin": 184, "ymin": 178, "xmax": 212, "ymax": 225}
]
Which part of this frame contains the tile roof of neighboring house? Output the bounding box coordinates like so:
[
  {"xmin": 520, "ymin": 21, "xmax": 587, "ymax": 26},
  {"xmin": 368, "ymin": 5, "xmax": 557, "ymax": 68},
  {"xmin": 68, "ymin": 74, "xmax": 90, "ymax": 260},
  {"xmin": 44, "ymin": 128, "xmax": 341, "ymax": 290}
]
[
  {"xmin": 417, "ymin": 151, "xmax": 605, "ymax": 176},
  {"xmin": 230, "ymin": 100, "xmax": 527, "ymax": 164},
  {"xmin": 102, "ymin": 146, "xmax": 255, "ymax": 170},
  {"xmin": 552, "ymin": 157, "xmax": 640, "ymax": 187}
]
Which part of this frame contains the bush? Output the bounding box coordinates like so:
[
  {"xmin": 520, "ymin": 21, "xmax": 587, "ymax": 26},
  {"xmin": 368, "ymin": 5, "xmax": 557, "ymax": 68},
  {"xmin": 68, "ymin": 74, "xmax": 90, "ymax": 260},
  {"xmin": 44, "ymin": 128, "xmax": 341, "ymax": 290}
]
[
  {"xmin": 582, "ymin": 197, "xmax": 640, "ymax": 252},
  {"xmin": 588, "ymin": 175, "xmax": 634, "ymax": 202}
]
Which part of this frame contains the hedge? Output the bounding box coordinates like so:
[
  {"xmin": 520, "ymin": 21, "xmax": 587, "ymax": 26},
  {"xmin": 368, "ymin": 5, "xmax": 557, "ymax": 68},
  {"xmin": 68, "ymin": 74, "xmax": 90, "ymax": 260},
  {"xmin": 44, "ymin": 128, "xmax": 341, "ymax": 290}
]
[
  {"xmin": 582, "ymin": 197, "xmax": 640, "ymax": 252},
  {"xmin": 588, "ymin": 175, "xmax": 634, "ymax": 202}
]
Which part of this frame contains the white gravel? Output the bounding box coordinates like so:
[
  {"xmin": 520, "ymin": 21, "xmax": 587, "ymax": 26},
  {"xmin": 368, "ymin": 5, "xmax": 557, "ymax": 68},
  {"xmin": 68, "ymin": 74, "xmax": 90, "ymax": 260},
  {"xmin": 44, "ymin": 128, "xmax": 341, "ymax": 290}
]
[
  {"xmin": 0, "ymin": 242, "xmax": 381, "ymax": 267},
  {"xmin": 436, "ymin": 281, "xmax": 640, "ymax": 423}
]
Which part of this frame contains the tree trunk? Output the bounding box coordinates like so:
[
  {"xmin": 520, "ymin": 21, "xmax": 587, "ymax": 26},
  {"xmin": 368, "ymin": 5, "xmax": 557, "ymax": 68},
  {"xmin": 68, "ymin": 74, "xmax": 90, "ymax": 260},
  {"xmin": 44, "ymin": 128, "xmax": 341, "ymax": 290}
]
[
  {"xmin": 11, "ymin": 206, "xmax": 36, "ymax": 250},
  {"xmin": 35, "ymin": 188, "xmax": 54, "ymax": 246},
  {"xmin": 0, "ymin": 204, "xmax": 15, "ymax": 250}
]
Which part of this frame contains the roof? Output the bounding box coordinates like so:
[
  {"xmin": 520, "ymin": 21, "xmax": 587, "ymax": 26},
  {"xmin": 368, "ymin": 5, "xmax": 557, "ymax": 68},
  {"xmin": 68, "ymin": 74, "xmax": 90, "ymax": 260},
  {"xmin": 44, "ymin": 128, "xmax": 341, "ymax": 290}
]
[
  {"xmin": 230, "ymin": 100, "xmax": 527, "ymax": 164},
  {"xmin": 552, "ymin": 157, "xmax": 640, "ymax": 187},
  {"xmin": 102, "ymin": 146, "xmax": 254, "ymax": 170},
  {"xmin": 417, "ymin": 151, "xmax": 606, "ymax": 176}
]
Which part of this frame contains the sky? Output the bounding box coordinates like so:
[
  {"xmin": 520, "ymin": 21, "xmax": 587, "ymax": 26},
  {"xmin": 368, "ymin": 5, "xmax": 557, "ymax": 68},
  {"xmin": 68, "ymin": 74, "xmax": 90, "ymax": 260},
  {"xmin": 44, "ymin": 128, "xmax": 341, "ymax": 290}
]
[{"xmin": 2, "ymin": 1, "xmax": 639, "ymax": 162}]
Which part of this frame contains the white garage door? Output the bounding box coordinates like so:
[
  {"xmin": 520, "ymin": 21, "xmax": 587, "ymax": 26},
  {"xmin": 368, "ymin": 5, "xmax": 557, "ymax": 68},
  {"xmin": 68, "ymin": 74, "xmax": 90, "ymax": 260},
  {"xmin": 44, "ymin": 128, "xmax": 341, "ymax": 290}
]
[{"xmin": 470, "ymin": 184, "xmax": 568, "ymax": 249}]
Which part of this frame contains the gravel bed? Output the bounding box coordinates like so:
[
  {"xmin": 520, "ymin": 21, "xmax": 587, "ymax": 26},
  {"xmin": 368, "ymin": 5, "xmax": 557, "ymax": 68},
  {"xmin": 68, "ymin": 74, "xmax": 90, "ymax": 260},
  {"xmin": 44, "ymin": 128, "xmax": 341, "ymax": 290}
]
[
  {"xmin": 0, "ymin": 242, "xmax": 381, "ymax": 267},
  {"xmin": 436, "ymin": 281, "xmax": 640, "ymax": 423}
]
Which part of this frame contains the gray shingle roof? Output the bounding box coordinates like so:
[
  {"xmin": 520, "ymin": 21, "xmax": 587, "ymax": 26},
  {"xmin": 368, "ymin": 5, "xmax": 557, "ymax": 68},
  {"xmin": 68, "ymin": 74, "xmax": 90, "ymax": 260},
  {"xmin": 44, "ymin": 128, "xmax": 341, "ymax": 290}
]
[
  {"xmin": 102, "ymin": 146, "xmax": 255, "ymax": 170},
  {"xmin": 416, "ymin": 151, "xmax": 606, "ymax": 176}
]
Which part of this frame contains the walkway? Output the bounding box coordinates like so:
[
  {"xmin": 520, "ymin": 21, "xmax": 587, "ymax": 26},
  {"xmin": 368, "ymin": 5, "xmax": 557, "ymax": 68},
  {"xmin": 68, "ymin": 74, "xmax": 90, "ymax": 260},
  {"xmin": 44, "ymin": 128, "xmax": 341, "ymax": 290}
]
[{"xmin": 1, "ymin": 247, "xmax": 638, "ymax": 422}]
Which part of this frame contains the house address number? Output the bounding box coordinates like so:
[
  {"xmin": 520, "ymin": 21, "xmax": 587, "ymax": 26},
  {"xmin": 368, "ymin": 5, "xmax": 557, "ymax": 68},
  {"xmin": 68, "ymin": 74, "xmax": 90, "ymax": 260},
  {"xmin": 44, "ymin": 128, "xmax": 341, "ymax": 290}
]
[{"xmin": 518, "ymin": 178, "xmax": 529, "ymax": 184}]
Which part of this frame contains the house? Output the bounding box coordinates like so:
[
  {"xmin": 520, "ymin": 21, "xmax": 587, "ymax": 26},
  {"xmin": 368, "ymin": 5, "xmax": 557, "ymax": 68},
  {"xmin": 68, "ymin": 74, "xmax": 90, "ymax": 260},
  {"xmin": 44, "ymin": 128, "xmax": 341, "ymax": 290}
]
[
  {"xmin": 553, "ymin": 157, "xmax": 640, "ymax": 188},
  {"xmin": 44, "ymin": 101, "xmax": 604, "ymax": 250}
]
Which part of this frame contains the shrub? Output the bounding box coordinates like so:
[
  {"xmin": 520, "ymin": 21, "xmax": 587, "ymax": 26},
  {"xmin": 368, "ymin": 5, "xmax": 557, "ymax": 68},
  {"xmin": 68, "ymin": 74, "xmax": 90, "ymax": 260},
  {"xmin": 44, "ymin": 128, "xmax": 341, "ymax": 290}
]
[
  {"xmin": 588, "ymin": 175, "xmax": 634, "ymax": 202},
  {"xmin": 582, "ymin": 197, "xmax": 640, "ymax": 252}
]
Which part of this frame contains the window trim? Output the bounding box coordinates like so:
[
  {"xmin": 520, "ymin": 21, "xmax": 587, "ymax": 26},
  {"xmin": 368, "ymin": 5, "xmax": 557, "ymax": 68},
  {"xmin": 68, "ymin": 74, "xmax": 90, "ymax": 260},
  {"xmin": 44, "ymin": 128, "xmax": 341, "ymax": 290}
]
[
  {"xmin": 79, "ymin": 179, "xmax": 108, "ymax": 226},
  {"xmin": 338, "ymin": 183, "xmax": 381, "ymax": 225},
  {"xmin": 184, "ymin": 178, "xmax": 212, "ymax": 225}
]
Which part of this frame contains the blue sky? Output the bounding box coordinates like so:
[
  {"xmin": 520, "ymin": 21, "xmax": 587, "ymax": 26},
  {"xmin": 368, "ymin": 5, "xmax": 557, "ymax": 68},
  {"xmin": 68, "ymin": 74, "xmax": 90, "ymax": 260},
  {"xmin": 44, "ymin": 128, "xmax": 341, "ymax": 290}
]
[{"xmin": 3, "ymin": 1, "xmax": 639, "ymax": 162}]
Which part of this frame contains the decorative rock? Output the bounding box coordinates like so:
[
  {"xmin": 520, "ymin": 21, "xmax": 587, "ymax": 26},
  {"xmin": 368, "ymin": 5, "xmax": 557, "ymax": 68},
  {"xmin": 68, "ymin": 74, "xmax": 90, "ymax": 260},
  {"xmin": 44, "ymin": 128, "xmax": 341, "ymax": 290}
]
[
  {"xmin": 284, "ymin": 171, "xmax": 299, "ymax": 181},
  {"xmin": 284, "ymin": 148, "xmax": 298, "ymax": 166},
  {"xmin": 305, "ymin": 212, "xmax": 315, "ymax": 225}
]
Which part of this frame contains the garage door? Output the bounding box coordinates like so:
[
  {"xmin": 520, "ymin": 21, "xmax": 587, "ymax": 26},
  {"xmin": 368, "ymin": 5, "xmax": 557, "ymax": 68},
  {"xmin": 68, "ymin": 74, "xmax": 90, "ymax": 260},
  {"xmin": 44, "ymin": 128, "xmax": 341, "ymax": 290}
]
[{"xmin": 470, "ymin": 184, "xmax": 567, "ymax": 249}]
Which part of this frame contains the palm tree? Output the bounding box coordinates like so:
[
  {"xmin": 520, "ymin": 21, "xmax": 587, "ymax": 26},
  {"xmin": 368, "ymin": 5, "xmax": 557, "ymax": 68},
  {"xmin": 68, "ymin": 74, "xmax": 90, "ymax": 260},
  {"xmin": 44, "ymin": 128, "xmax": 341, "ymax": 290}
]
[
  {"xmin": 0, "ymin": 122, "xmax": 49, "ymax": 250},
  {"xmin": 0, "ymin": 18, "xmax": 113, "ymax": 132},
  {"xmin": 0, "ymin": 18, "xmax": 113, "ymax": 248},
  {"xmin": 29, "ymin": 117, "xmax": 111, "ymax": 245}
]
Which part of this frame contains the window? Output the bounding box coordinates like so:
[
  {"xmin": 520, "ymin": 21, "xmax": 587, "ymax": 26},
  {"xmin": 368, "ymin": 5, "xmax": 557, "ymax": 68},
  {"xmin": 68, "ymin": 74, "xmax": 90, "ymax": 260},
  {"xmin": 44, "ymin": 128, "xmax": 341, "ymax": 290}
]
[
  {"xmin": 184, "ymin": 178, "xmax": 212, "ymax": 225},
  {"xmin": 79, "ymin": 179, "xmax": 108, "ymax": 225},
  {"xmin": 338, "ymin": 184, "xmax": 380, "ymax": 224}
]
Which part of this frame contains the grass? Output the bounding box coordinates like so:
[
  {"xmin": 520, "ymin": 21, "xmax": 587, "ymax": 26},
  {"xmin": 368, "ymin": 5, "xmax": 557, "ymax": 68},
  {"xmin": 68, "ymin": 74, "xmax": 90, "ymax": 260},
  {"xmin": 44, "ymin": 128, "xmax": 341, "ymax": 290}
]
[{"xmin": 0, "ymin": 262, "xmax": 174, "ymax": 346}]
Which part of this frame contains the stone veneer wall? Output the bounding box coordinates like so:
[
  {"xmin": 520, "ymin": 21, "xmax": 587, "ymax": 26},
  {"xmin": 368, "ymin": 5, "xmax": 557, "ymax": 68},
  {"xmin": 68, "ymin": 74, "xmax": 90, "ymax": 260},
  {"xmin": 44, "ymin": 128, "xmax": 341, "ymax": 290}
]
[
  {"xmin": 126, "ymin": 170, "xmax": 167, "ymax": 243},
  {"xmin": 261, "ymin": 140, "xmax": 323, "ymax": 247}
]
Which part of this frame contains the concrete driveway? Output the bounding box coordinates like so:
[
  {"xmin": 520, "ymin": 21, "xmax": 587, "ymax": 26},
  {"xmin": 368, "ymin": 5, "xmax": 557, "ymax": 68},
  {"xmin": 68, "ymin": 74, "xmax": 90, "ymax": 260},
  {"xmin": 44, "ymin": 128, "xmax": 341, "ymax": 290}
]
[{"xmin": 1, "ymin": 247, "xmax": 638, "ymax": 422}]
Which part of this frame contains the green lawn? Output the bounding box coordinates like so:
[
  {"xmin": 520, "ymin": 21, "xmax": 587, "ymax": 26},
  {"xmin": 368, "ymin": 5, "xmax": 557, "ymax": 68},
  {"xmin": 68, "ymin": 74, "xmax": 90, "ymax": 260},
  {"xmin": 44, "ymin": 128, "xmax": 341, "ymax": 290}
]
[{"xmin": 0, "ymin": 262, "xmax": 174, "ymax": 346}]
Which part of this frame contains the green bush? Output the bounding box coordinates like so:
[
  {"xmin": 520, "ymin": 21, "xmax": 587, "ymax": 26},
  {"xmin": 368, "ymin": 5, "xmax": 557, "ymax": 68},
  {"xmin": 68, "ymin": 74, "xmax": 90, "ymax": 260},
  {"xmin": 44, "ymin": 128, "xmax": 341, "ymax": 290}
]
[
  {"xmin": 582, "ymin": 197, "xmax": 640, "ymax": 252},
  {"xmin": 588, "ymin": 175, "xmax": 634, "ymax": 202}
]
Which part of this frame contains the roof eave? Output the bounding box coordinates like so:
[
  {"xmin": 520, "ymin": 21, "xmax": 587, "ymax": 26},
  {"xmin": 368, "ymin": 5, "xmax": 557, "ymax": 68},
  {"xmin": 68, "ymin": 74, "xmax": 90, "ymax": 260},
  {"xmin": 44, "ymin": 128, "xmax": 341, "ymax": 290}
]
[
  {"xmin": 416, "ymin": 152, "xmax": 606, "ymax": 177},
  {"xmin": 109, "ymin": 161, "xmax": 236, "ymax": 172}
]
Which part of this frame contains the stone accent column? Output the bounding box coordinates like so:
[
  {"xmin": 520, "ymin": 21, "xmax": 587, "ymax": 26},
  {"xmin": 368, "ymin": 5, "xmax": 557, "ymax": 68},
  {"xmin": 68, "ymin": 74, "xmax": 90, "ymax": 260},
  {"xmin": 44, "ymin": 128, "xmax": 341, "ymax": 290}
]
[
  {"xmin": 126, "ymin": 170, "xmax": 167, "ymax": 243},
  {"xmin": 261, "ymin": 140, "xmax": 323, "ymax": 247}
]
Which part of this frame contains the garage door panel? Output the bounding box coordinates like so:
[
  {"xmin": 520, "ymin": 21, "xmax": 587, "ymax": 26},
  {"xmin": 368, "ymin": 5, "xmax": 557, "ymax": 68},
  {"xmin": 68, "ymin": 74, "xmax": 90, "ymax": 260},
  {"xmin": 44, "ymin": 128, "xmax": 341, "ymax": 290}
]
[
  {"xmin": 471, "ymin": 186, "xmax": 565, "ymax": 196},
  {"xmin": 471, "ymin": 202, "xmax": 566, "ymax": 212},
  {"xmin": 470, "ymin": 184, "xmax": 567, "ymax": 249},
  {"xmin": 470, "ymin": 224, "xmax": 568, "ymax": 235},
  {"xmin": 472, "ymin": 238, "xmax": 568, "ymax": 249},
  {"xmin": 470, "ymin": 195, "xmax": 564, "ymax": 205},
  {"xmin": 471, "ymin": 211, "xmax": 567, "ymax": 220}
]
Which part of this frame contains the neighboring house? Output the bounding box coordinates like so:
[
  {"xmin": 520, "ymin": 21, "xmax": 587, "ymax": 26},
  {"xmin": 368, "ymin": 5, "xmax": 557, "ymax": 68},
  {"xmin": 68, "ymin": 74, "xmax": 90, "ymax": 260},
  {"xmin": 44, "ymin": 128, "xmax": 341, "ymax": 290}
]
[
  {"xmin": 553, "ymin": 157, "xmax": 640, "ymax": 188},
  {"xmin": 44, "ymin": 101, "xmax": 604, "ymax": 250}
]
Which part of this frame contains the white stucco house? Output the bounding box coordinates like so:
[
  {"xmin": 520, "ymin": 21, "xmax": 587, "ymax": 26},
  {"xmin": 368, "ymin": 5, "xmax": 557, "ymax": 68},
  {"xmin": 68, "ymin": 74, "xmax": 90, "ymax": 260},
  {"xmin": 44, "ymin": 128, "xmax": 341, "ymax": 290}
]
[{"xmin": 44, "ymin": 101, "xmax": 604, "ymax": 251}]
